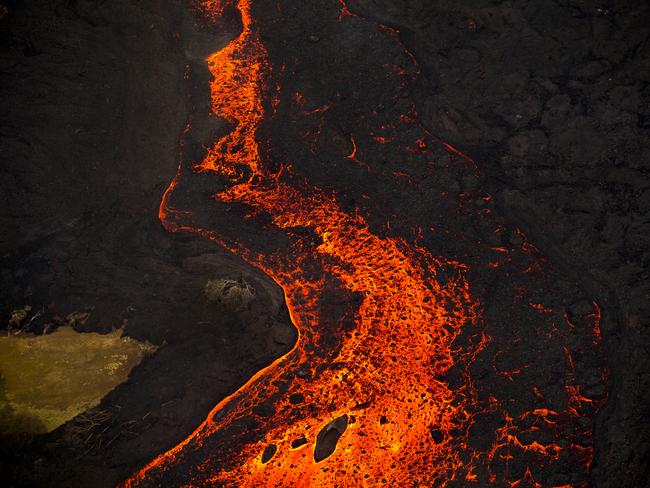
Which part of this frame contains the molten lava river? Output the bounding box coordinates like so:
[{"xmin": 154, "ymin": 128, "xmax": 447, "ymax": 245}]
[{"xmin": 123, "ymin": 0, "xmax": 608, "ymax": 486}]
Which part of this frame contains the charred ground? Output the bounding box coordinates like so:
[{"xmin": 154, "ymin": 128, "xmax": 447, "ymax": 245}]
[{"xmin": 1, "ymin": 0, "xmax": 648, "ymax": 486}]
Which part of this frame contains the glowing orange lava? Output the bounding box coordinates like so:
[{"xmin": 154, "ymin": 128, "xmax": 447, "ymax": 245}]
[
  {"xmin": 123, "ymin": 1, "xmax": 605, "ymax": 486},
  {"xmin": 125, "ymin": 0, "xmax": 479, "ymax": 485}
]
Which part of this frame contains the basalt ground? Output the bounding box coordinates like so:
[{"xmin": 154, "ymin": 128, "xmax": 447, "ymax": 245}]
[{"xmin": 1, "ymin": 1, "xmax": 648, "ymax": 487}]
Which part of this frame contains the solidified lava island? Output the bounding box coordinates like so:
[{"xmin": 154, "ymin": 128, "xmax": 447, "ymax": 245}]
[{"xmin": 1, "ymin": 0, "xmax": 649, "ymax": 487}]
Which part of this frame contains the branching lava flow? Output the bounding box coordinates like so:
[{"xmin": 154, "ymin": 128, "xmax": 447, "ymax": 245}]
[{"xmin": 123, "ymin": 1, "xmax": 606, "ymax": 486}]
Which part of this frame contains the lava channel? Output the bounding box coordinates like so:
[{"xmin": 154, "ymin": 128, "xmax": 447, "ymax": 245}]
[{"xmin": 122, "ymin": 0, "xmax": 606, "ymax": 486}]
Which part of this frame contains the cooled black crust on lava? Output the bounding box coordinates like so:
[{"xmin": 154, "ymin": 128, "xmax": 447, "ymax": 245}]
[{"xmin": 1, "ymin": 0, "xmax": 648, "ymax": 486}]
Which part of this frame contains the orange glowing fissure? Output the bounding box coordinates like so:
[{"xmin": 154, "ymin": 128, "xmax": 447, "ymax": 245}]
[{"xmin": 124, "ymin": 1, "xmax": 599, "ymax": 486}]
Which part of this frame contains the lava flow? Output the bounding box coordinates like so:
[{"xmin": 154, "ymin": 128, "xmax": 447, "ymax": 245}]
[{"xmin": 123, "ymin": 0, "xmax": 606, "ymax": 486}]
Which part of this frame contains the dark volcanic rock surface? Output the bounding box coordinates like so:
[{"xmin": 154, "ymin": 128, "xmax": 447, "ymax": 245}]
[
  {"xmin": 342, "ymin": 2, "xmax": 650, "ymax": 484},
  {"xmin": 1, "ymin": 0, "xmax": 648, "ymax": 486}
]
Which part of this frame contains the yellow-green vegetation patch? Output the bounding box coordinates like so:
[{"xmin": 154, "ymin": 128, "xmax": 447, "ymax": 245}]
[{"xmin": 0, "ymin": 326, "xmax": 156, "ymax": 434}]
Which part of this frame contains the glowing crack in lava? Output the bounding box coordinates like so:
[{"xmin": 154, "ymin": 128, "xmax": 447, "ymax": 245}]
[{"xmin": 124, "ymin": 0, "xmax": 605, "ymax": 486}]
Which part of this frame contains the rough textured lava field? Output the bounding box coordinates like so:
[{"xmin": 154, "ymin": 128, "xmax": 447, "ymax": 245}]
[{"xmin": 1, "ymin": 1, "xmax": 649, "ymax": 487}]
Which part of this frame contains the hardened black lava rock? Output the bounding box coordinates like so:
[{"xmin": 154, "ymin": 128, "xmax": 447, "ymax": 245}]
[{"xmin": 1, "ymin": 0, "xmax": 648, "ymax": 486}]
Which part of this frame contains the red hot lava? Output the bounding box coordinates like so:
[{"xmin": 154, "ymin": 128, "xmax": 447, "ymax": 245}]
[{"xmin": 123, "ymin": 0, "xmax": 607, "ymax": 486}]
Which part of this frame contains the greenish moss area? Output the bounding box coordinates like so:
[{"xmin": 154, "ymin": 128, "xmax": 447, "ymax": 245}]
[{"xmin": 0, "ymin": 326, "xmax": 156, "ymax": 434}]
